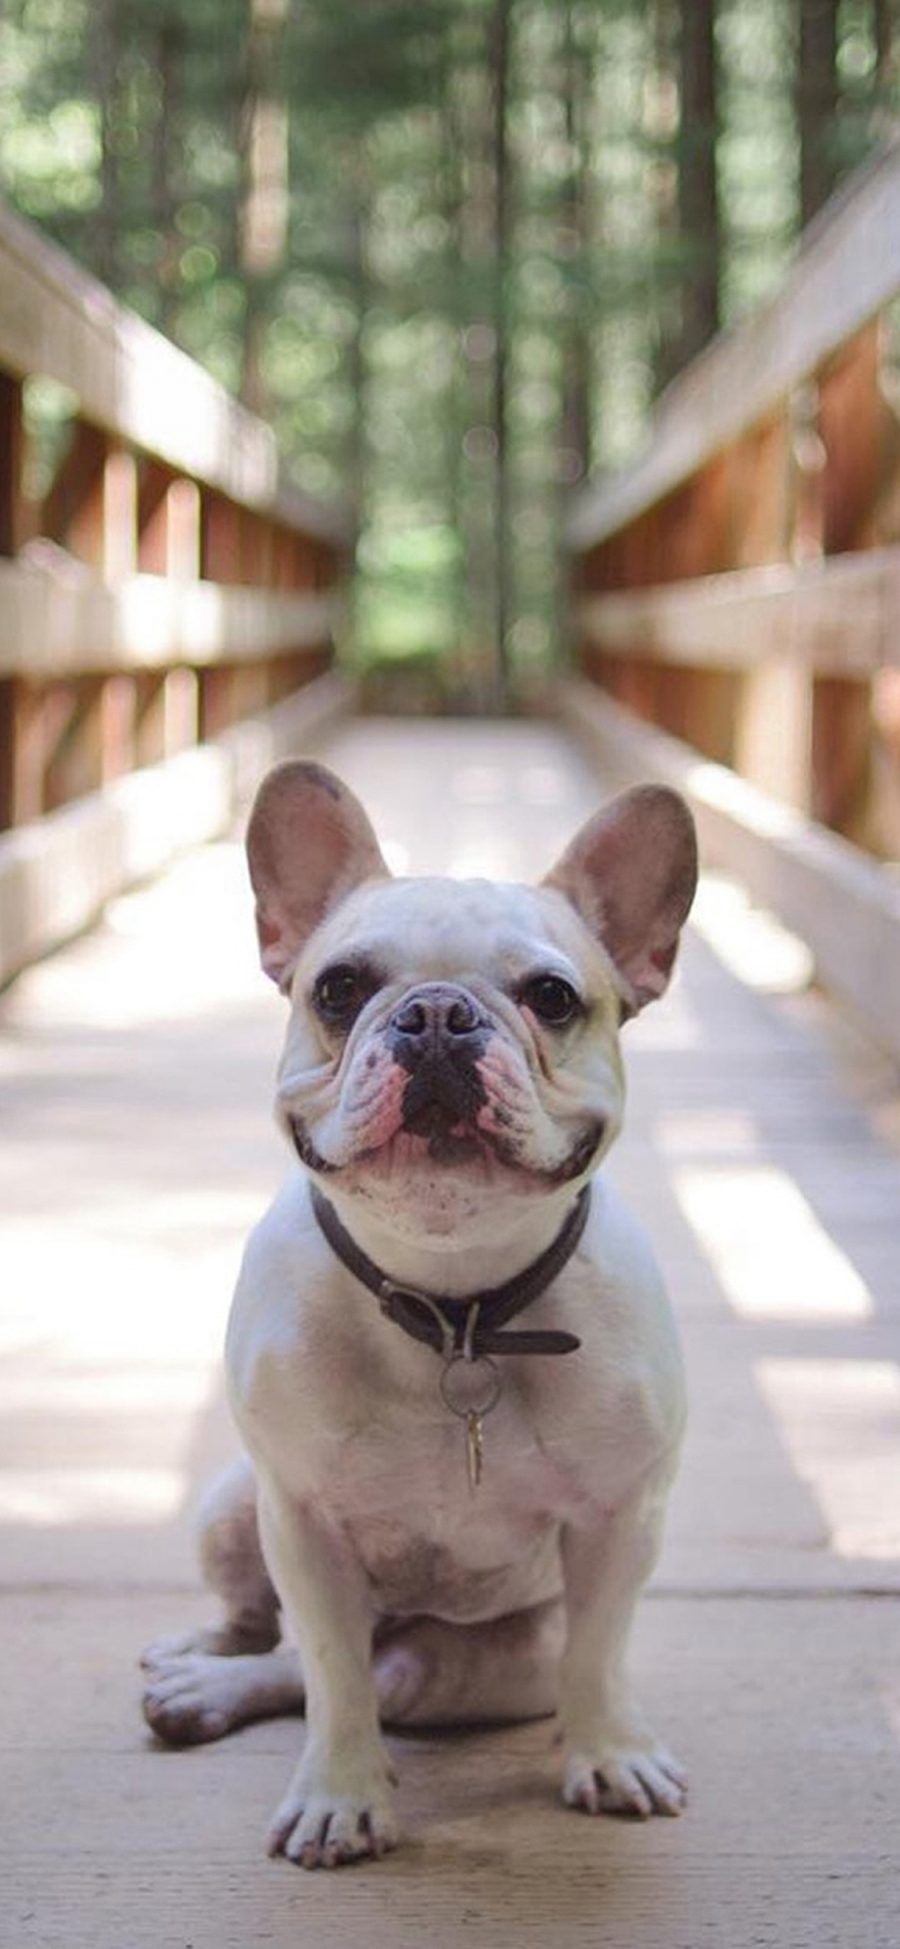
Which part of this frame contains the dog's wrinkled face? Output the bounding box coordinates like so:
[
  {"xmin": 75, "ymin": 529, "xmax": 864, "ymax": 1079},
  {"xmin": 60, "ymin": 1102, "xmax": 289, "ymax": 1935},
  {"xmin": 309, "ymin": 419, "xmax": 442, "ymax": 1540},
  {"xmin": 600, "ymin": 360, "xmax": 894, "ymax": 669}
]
[
  {"xmin": 246, "ymin": 762, "xmax": 697, "ymax": 1237},
  {"xmin": 277, "ymin": 875, "xmax": 626, "ymax": 1217}
]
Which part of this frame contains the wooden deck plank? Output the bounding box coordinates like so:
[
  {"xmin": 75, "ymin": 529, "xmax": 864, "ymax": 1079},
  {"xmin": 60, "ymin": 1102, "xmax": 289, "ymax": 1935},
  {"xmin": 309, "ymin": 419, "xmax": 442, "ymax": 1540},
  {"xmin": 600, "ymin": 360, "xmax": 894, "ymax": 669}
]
[
  {"xmin": 3, "ymin": 1589, "xmax": 899, "ymax": 1949},
  {"xmin": 2, "ymin": 717, "xmax": 899, "ymax": 1944}
]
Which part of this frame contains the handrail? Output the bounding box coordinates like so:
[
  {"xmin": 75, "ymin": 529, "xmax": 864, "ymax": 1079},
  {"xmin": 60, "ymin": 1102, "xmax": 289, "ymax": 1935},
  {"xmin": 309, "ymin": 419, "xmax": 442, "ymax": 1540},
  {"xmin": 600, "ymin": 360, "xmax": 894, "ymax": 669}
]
[
  {"xmin": 566, "ymin": 142, "xmax": 900, "ymax": 1059},
  {"xmin": 0, "ymin": 201, "xmax": 349, "ymax": 544},
  {"xmin": 568, "ymin": 140, "xmax": 900, "ymax": 551},
  {"xmin": 0, "ymin": 199, "xmax": 352, "ymax": 845},
  {"xmin": 578, "ymin": 549, "xmax": 900, "ymax": 676},
  {"xmin": 0, "ymin": 200, "xmax": 354, "ymax": 976}
]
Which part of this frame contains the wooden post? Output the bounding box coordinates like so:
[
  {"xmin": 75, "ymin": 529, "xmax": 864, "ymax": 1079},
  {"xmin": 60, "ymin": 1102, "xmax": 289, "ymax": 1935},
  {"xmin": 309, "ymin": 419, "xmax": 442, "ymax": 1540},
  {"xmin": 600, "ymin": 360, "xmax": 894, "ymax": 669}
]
[
  {"xmin": 137, "ymin": 462, "xmax": 173, "ymax": 572},
  {"xmin": 0, "ymin": 680, "xmax": 15, "ymax": 829},
  {"xmin": 138, "ymin": 470, "xmax": 201, "ymax": 579},
  {"xmin": 202, "ymin": 494, "xmax": 242, "ymax": 583},
  {"xmin": 788, "ymin": 382, "xmax": 826, "ymax": 566},
  {"xmin": 21, "ymin": 682, "xmax": 79, "ymax": 818},
  {"xmin": 45, "ymin": 677, "xmax": 106, "ymax": 806},
  {"xmin": 134, "ymin": 673, "xmax": 170, "ymax": 766},
  {"xmin": 102, "ymin": 449, "xmax": 138, "ymax": 578},
  {"xmin": 0, "ymin": 375, "xmax": 23, "ymax": 828},
  {"xmin": 0, "ymin": 371, "xmax": 24, "ymax": 557},
  {"xmin": 811, "ymin": 675, "xmax": 872, "ymax": 839},
  {"xmin": 163, "ymin": 668, "xmax": 199, "ymax": 755},
  {"xmin": 44, "ymin": 421, "xmax": 108, "ymax": 567},
  {"xmin": 729, "ymin": 415, "xmax": 792, "ymax": 568},
  {"xmin": 166, "ymin": 479, "xmax": 201, "ymax": 581},
  {"xmin": 7, "ymin": 684, "xmax": 45, "ymax": 823},
  {"xmin": 731, "ymin": 387, "xmax": 823, "ymax": 810},
  {"xmin": 98, "ymin": 673, "xmax": 137, "ymax": 783},
  {"xmin": 735, "ymin": 641, "xmax": 814, "ymax": 812},
  {"xmin": 198, "ymin": 665, "xmax": 236, "ymax": 739}
]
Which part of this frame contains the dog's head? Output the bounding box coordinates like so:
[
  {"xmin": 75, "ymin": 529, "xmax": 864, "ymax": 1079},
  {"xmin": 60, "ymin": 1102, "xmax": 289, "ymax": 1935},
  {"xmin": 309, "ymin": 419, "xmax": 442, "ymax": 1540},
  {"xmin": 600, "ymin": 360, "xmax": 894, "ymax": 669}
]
[{"xmin": 246, "ymin": 761, "xmax": 697, "ymax": 1238}]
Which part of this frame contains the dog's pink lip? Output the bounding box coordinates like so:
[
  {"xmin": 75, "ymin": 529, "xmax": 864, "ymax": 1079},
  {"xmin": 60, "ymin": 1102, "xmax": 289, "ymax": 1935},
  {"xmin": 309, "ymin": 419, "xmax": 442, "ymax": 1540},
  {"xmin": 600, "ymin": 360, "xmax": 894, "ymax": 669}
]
[{"xmin": 290, "ymin": 1112, "xmax": 606, "ymax": 1187}]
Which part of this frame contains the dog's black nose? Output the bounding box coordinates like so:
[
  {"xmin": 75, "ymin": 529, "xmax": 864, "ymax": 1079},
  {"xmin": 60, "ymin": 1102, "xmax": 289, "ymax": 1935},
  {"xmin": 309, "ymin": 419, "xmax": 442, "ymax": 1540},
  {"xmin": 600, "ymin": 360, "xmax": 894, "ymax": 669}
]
[
  {"xmin": 390, "ymin": 986, "xmax": 488, "ymax": 1142},
  {"xmin": 391, "ymin": 986, "xmax": 482, "ymax": 1046},
  {"xmin": 389, "ymin": 983, "xmax": 488, "ymax": 1088}
]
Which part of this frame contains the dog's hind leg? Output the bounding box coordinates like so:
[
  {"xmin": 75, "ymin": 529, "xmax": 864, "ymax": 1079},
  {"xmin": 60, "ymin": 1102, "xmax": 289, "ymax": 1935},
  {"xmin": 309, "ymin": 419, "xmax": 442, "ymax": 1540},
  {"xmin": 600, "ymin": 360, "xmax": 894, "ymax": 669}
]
[
  {"xmin": 141, "ymin": 1456, "xmax": 289, "ymax": 1741},
  {"xmin": 143, "ymin": 1456, "xmax": 280, "ymax": 1661},
  {"xmin": 142, "ymin": 1642, "xmax": 305, "ymax": 1746},
  {"xmin": 373, "ymin": 1599, "xmax": 564, "ymax": 1729},
  {"xmin": 142, "ymin": 1595, "xmax": 563, "ymax": 1747}
]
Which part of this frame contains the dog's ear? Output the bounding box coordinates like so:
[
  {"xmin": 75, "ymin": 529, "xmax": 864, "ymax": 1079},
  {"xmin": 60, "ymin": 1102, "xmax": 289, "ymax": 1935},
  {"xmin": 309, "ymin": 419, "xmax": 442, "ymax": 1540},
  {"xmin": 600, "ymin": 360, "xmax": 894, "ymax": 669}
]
[
  {"xmin": 246, "ymin": 761, "xmax": 390, "ymax": 987},
  {"xmin": 544, "ymin": 785, "xmax": 698, "ymax": 1013}
]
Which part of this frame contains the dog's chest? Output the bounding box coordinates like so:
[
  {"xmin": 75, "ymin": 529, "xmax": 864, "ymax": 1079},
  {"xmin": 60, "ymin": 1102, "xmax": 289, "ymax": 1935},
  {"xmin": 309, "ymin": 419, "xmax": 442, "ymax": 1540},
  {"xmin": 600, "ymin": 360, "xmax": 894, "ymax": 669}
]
[
  {"xmin": 346, "ymin": 1498, "xmax": 561, "ymax": 1621},
  {"xmin": 273, "ymin": 1383, "xmax": 634, "ymax": 1622},
  {"xmin": 335, "ymin": 1437, "xmax": 570, "ymax": 1621}
]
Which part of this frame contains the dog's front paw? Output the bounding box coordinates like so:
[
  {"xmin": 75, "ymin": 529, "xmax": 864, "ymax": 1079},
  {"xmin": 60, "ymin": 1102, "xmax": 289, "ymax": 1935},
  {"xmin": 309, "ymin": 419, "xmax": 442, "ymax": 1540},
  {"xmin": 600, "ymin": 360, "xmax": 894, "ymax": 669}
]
[
  {"xmin": 268, "ymin": 1751, "xmax": 399, "ymax": 1869},
  {"xmin": 562, "ymin": 1739, "xmax": 687, "ymax": 1820}
]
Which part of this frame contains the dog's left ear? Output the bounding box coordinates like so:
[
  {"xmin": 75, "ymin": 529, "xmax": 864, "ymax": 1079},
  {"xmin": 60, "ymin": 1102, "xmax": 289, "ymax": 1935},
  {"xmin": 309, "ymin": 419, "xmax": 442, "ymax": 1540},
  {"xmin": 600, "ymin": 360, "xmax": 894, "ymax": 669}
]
[
  {"xmin": 544, "ymin": 785, "xmax": 698, "ymax": 1013},
  {"xmin": 246, "ymin": 760, "xmax": 390, "ymax": 986}
]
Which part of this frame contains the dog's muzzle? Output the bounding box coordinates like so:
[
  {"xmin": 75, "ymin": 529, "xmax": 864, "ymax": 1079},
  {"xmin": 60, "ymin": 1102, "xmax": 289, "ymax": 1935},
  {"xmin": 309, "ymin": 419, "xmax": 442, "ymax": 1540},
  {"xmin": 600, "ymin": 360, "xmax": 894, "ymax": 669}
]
[{"xmin": 388, "ymin": 983, "xmax": 489, "ymax": 1141}]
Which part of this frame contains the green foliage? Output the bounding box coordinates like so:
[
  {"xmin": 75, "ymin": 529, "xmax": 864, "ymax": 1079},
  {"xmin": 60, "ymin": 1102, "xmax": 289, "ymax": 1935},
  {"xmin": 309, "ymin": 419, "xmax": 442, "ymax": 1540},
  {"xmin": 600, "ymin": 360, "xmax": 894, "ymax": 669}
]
[{"xmin": 0, "ymin": 0, "xmax": 894, "ymax": 697}]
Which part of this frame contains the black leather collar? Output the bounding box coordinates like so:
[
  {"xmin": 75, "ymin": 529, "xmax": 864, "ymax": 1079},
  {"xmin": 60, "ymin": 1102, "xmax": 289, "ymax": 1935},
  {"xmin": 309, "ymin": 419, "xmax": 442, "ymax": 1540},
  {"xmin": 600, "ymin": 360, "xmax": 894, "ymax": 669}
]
[{"xmin": 310, "ymin": 1183, "xmax": 590, "ymax": 1360}]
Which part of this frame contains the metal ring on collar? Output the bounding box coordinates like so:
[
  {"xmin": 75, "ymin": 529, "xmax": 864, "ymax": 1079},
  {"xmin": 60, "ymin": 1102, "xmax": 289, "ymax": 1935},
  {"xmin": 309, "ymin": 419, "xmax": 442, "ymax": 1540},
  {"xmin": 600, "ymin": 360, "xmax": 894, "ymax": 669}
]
[{"xmin": 440, "ymin": 1353, "xmax": 502, "ymax": 1420}]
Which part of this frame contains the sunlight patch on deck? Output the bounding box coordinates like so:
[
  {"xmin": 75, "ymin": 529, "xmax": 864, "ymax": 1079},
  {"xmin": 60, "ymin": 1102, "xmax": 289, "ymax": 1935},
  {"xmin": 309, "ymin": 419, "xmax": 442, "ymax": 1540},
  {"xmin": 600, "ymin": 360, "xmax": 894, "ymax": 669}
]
[
  {"xmin": 0, "ymin": 1467, "xmax": 186, "ymax": 1526},
  {"xmin": 653, "ymin": 1109, "xmax": 761, "ymax": 1156},
  {"xmin": 756, "ymin": 1360, "xmax": 900, "ymax": 1560},
  {"xmin": 0, "ymin": 1225, "xmax": 238, "ymax": 1359},
  {"xmin": 672, "ymin": 1165, "xmax": 873, "ymax": 1322},
  {"xmin": 691, "ymin": 873, "xmax": 814, "ymax": 993},
  {"xmin": 453, "ymin": 764, "xmax": 506, "ymax": 805},
  {"xmin": 624, "ymin": 974, "xmax": 705, "ymax": 1050},
  {"xmin": 1, "ymin": 841, "xmax": 262, "ymax": 1030},
  {"xmin": 0, "ymin": 1368, "xmax": 215, "ymax": 1415}
]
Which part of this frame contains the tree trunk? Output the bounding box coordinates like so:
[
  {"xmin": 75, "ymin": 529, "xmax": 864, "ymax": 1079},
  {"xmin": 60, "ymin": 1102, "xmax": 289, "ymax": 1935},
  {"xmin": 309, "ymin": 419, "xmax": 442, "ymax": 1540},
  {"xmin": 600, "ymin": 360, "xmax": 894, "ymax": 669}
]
[
  {"xmin": 797, "ymin": 0, "xmax": 839, "ymax": 228},
  {"xmin": 672, "ymin": 0, "xmax": 719, "ymax": 372},
  {"xmin": 456, "ymin": 7, "xmax": 505, "ymax": 710},
  {"xmin": 490, "ymin": 0, "xmax": 512, "ymax": 709},
  {"xmin": 344, "ymin": 153, "xmax": 370, "ymax": 543},
  {"xmin": 559, "ymin": 0, "xmax": 592, "ymax": 484},
  {"xmin": 153, "ymin": 13, "xmax": 183, "ymax": 337},
  {"xmin": 238, "ymin": 0, "xmax": 289, "ymax": 414},
  {"xmin": 89, "ymin": 0, "xmax": 121, "ymax": 286},
  {"xmin": 439, "ymin": 28, "xmax": 468, "ymax": 700},
  {"xmin": 874, "ymin": 0, "xmax": 899, "ymax": 102}
]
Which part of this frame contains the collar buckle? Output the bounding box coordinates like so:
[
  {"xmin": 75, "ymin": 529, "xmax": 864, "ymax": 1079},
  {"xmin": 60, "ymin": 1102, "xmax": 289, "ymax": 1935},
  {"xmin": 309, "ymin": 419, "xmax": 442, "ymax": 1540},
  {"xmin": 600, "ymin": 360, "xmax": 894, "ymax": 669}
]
[{"xmin": 379, "ymin": 1279, "xmax": 458, "ymax": 1361}]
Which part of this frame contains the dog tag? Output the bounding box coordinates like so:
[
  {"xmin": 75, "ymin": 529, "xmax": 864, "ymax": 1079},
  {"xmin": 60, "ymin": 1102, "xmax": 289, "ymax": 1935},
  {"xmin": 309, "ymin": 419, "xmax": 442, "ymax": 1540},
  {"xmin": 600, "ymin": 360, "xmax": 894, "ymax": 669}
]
[
  {"xmin": 466, "ymin": 1412, "xmax": 484, "ymax": 1493},
  {"xmin": 439, "ymin": 1353, "xmax": 501, "ymax": 1495}
]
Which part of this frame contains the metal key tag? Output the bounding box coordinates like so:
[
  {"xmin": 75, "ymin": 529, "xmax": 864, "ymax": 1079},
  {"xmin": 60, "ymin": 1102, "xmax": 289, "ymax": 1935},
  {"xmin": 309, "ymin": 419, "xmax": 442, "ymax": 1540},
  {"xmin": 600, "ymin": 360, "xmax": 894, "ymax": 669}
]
[
  {"xmin": 440, "ymin": 1353, "xmax": 501, "ymax": 1494},
  {"xmin": 465, "ymin": 1411, "xmax": 484, "ymax": 1491}
]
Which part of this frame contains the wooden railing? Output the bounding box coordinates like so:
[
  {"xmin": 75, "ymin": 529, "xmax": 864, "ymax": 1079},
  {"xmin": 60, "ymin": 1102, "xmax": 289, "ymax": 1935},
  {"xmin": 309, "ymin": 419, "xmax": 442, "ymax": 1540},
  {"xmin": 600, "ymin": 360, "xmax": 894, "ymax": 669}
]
[
  {"xmin": 0, "ymin": 201, "xmax": 352, "ymax": 981},
  {"xmin": 565, "ymin": 141, "xmax": 900, "ymax": 1058}
]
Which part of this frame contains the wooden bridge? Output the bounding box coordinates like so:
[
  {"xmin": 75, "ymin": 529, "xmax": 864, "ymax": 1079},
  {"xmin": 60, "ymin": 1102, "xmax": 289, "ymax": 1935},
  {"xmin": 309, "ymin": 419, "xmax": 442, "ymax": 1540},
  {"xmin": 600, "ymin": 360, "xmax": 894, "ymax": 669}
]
[{"xmin": 3, "ymin": 149, "xmax": 900, "ymax": 1949}]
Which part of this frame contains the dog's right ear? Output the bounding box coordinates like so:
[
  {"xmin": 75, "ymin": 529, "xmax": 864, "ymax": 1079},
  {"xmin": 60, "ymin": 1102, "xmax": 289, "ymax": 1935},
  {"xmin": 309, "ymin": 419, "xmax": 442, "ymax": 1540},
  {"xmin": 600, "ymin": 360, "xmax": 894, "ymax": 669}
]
[
  {"xmin": 544, "ymin": 784, "xmax": 697, "ymax": 1014},
  {"xmin": 246, "ymin": 761, "xmax": 390, "ymax": 987}
]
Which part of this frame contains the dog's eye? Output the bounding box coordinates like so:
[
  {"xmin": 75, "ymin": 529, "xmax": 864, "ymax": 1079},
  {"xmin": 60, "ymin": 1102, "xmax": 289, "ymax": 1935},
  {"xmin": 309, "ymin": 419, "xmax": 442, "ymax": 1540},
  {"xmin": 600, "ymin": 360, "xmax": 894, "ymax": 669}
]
[
  {"xmin": 313, "ymin": 962, "xmax": 370, "ymax": 1026},
  {"xmin": 520, "ymin": 974, "xmax": 582, "ymax": 1027}
]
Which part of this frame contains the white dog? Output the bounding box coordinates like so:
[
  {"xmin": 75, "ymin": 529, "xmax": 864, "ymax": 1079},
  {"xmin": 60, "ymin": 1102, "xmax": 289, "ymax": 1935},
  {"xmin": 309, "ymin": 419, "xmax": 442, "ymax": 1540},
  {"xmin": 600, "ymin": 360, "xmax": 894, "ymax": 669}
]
[{"xmin": 142, "ymin": 759, "xmax": 697, "ymax": 1869}]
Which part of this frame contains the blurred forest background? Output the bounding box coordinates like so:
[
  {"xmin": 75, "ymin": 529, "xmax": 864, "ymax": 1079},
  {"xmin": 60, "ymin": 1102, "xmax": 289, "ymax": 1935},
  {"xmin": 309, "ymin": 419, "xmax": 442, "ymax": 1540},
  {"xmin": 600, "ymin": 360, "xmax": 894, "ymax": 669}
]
[{"xmin": 0, "ymin": 0, "xmax": 897, "ymax": 702}]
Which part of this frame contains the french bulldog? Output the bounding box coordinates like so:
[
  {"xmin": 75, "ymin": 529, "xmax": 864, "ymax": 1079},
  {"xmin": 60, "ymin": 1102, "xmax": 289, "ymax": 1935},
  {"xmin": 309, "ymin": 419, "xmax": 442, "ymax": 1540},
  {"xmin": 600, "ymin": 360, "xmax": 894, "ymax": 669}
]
[{"xmin": 141, "ymin": 759, "xmax": 698, "ymax": 1870}]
